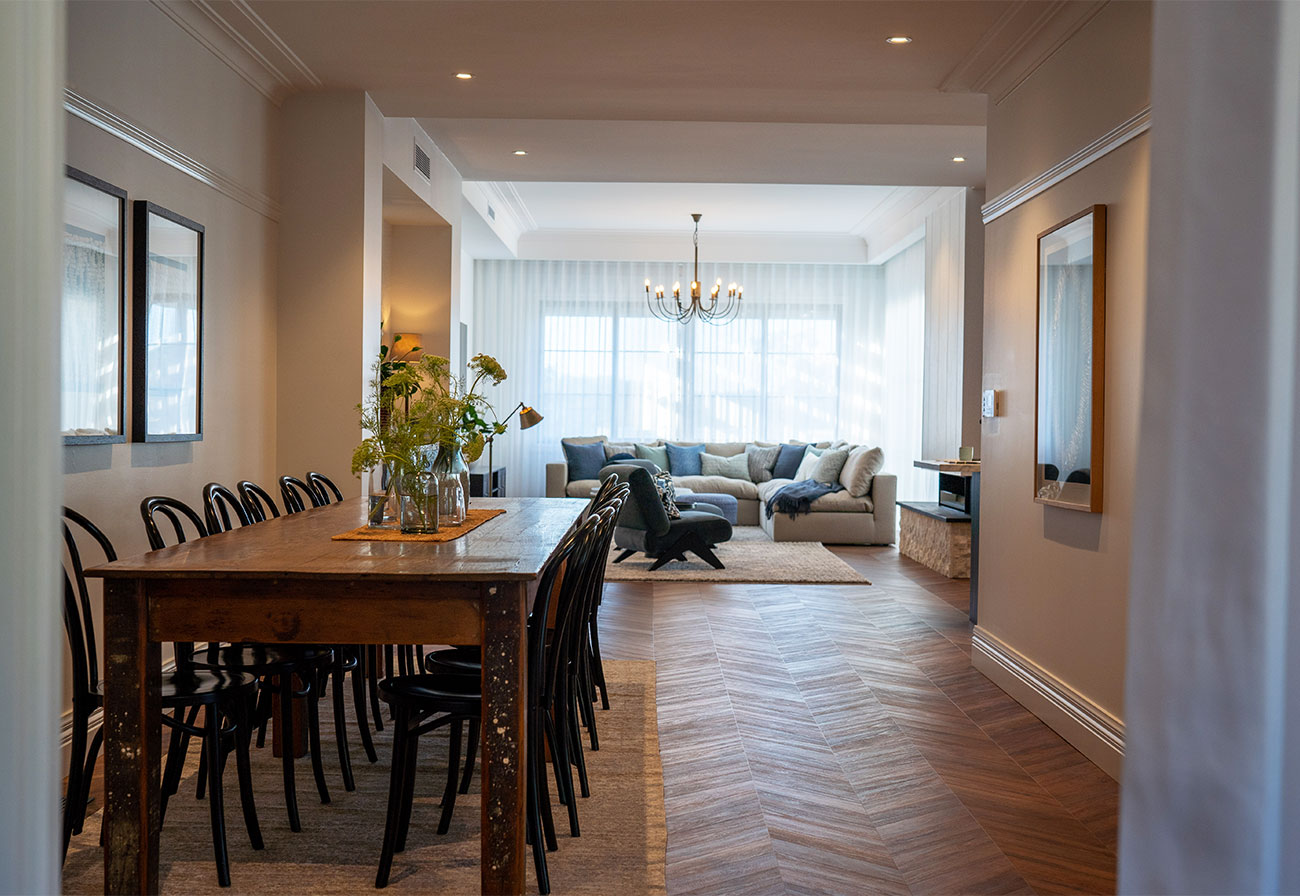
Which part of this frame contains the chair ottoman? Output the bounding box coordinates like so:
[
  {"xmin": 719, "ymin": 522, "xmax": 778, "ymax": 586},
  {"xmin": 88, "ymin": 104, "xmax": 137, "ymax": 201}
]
[{"xmin": 678, "ymin": 491, "xmax": 739, "ymax": 524}]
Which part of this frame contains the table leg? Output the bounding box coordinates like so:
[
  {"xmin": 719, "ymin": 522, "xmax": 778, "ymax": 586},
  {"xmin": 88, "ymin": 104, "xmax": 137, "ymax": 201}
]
[
  {"xmin": 102, "ymin": 578, "xmax": 161, "ymax": 894},
  {"xmin": 479, "ymin": 581, "xmax": 528, "ymax": 895}
]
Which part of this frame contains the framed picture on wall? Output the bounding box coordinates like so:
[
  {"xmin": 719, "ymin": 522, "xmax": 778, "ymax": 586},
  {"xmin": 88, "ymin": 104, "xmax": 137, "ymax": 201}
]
[
  {"xmin": 62, "ymin": 167, "xmax": 127, "ymax": 445},
  {"xmin": 132, "ymin": 201, "xmax": 204, "ymax": 442}
]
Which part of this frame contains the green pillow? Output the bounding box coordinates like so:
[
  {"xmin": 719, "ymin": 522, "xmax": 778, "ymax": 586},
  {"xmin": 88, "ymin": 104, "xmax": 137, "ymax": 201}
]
[
  {"xmin": 635, "ymin": 442, "xmax": 669, "ymax": 470},
  {"xmin": 700, "ymin": 452, "xmax": 751, "ymax": 481}
]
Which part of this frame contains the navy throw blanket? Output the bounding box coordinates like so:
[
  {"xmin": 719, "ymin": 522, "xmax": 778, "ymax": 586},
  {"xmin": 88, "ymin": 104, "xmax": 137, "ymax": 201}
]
[{"xmin": 765, "ymin": 479, "xmax": 843, "ymax": 520}]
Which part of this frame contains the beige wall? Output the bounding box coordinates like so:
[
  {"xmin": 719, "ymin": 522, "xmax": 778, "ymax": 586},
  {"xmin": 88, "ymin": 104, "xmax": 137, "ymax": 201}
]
[
  {"xmin": 275, "ymin": 91, "xmax": 385, "ymax": 496},
  {"xmin": 976, "ymin": 1, "xmax": 1151, "ymax": 777},
  {"xmin": 384, "ymin": 224, "xmax": 455, "ymax": 359},
  {"xmin": 61, "ymin": 0, "xmax": 280, "ymax": 723}
]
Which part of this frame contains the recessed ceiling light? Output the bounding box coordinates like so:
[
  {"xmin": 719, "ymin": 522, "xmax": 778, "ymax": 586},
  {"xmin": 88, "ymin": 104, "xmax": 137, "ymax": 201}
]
[
  {"xmin": 455, "ymin": 72, "xmax": 473, "ymax": 80},
  {"xmin": 952, "ymin": 156, "xmax": 966, "ymax": 163},
  {"xmin": 885, "ymin": 36, "xmax": 912, "ymax": 45},
  {"xmin": 513, "ymin": 150, "xmax": 527, "ymax": 156}
]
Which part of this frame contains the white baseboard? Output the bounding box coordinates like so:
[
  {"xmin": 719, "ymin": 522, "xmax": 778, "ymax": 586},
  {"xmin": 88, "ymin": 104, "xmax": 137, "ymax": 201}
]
[{"xmin": 972, "ymin": 627, "xmax": 1124, "ymax": 779}]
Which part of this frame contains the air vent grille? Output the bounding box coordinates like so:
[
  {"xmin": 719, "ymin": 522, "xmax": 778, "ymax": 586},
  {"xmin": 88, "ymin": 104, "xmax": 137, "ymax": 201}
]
[{"xmin": 413, "ymin": 143, "xmax": 431, "ymax": 180}]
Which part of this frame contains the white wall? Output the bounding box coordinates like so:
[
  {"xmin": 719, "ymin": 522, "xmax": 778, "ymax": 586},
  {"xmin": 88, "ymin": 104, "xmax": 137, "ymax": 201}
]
[
  {"xmin": 975, "ymin": 0, "xmax": 1152, "ymax": 778},
  {"xmin": 1, "ymin": 2, "xmax": 65, "ymax": 889}
]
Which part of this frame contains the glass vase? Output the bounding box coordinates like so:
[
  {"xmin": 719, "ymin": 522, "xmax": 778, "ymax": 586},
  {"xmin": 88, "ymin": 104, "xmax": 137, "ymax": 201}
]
[
  {"xmin": 433, "ymin": 443, "xmax": 468, "ymax": 527},
  {"xmin": 398, "ymin": 471, "xmax": 438, "ymax": 534},
  {"xmin": 366, "ymin": 463, "xmax": 397, "ymax": 528}
]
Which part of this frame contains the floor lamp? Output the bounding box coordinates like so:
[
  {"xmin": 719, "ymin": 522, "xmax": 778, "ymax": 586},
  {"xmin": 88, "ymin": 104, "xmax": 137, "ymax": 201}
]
[{"xmin": 485, "ymin": 402, "xmax": 543, "ymax": 495}]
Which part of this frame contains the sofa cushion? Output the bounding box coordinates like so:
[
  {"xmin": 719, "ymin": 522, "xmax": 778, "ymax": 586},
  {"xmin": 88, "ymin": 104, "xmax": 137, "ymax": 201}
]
[
  {"xmin": 565, "ymin": 478, "xmax": 600, "ymax": 498},
  {"xmin": 665, "ymin": 442, "xmax": 705, "ymax": 475},
  {"xmin": 653, "ymin": 471, "xmax": 682, "ymax": 519},
  {"xmin": 756, "ymin": 478, "xmax": 875, "ymax": 514},
  {"xmin": 810, "ymin": 489, "xmax": 875, "ymax": 514},
  {"xmin": 772, "ymin": 443, "xmax": 806, "ymax": 480},
  {"xmin": 672, "ymin": 475, "xmax": 759, "ymax": 500},
  {"xmin": 811, "ymin": 448, "xmax": 850, "ymax": 485},
  {"xmin": 840, "ymin": 445, "xmax": 884, "ymax": 498},
  {"xmin": 604, "ymin": 440, "xmax": 637, "ymax": 460},
  {"xmin": 635, "ymin": 442, "xmax": 670, "ymax": 469},
  {"xmin": 700, "ymin": 451, "xmax": 750, "ymax": 481},
  {"xmin": 745, "ymin": 444, "xmax": 780, "ymax": 483},
  {"xmin": 563, "ymin": 440, "xmax": 607, "ymax": 481},
  {"xmin": 794, "ymin": 450, "xmax": 819, "ymax": 481},
  {"xmin": 704, "ymin": 441, "xmax": 748, "ymax": 458}
]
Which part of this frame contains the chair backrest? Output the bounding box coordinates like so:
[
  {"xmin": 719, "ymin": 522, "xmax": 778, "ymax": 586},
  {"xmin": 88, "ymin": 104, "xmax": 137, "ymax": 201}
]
[
  {"xmin": 527, "ymin": 511, "xmax": 603, "ymax": 702},
  {"xmin": 307, "ymin": 471, "xmax": 343, "ymax": 504},
  {"xmin": 237, "ymin": 480, "xmax": 281, "ymax": 523},
  {"xmin": 61, "ymin": 508, "xmax": 116, "ymax": 697},
  {"xmin": 279, "ymin": 474, "xmax": 323, "ymax": 514},
  {"xmin": 542, "ymin": 505, "xmax": 623, "ymax": 700},
  {"xmin": 140, "ymin": 496, "xmax": 208, "ymax": 550},
  {"xmin": 202, "ymin": 482, "xmax": 253, "ymax": 533},
  {"xmin": 603, "ymin": 464, "xmax": 670, "ymax": 536},
  {"xmin": 565, "ymin": 497, "xmax": 626, "ymax": 667}
]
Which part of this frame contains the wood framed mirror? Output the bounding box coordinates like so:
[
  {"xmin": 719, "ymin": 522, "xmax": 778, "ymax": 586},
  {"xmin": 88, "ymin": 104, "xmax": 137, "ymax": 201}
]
[{"xmin": 1035, "ymin": 205, "xmax": 1105, "ymax": 512}]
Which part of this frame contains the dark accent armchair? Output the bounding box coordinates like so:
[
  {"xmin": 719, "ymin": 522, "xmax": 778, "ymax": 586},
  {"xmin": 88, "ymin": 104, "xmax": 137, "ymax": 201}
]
[{"xmin": 605, "ymin": 464, "xmax": 733, "ymax": 570}]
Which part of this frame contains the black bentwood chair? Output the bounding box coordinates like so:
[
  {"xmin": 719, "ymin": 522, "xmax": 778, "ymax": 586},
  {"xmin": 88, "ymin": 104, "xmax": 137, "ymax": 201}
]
[
  {"xmin": 375, "ymin": 507, "xmax": 619, "ymax": 894},
  {"xmin": 62, "ymin": 507, "xmax": 263, "ymax": 887},
  {"xmin": 272, "ymin": 476, "xmax": 383, "ymax": 763},
  {"xmin": 144, "ymin": 494, "xmax": 334, "ymax": 833}
]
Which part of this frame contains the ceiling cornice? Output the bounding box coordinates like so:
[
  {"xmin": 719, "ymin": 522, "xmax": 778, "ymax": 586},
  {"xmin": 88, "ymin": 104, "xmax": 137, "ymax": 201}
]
[
  {"xmin": 480, "ymin": 182, "xmax": 539, "ymax": 232},
  {"xmin": 147, "ymin": 0, "xmax": 321, "ymax": 105},
  {"xmin": 940, "ymin": 0, "xmax": 1109, "ymax": 105}
]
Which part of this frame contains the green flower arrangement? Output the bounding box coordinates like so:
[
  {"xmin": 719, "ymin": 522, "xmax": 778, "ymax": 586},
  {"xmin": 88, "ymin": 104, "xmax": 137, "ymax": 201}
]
[{"xmin": 352, "ymin": 350, "xmax": 508, "ymax": 484}]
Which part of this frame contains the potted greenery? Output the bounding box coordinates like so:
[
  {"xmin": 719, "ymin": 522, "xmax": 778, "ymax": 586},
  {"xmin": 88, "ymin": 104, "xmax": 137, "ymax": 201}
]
[{"xmin": 352, "ymin": 349, "xmax": 507, "ymax": 532}]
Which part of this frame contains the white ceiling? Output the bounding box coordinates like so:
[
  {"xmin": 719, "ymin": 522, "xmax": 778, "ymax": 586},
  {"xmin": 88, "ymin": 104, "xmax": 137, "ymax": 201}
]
[
  {"xmin": 499, "ymin": 182, "xmax": 900, "ymax": 233},
  {"xmin": 196, "ymin": 0, "xmax": 1104, "ymax": 241}
]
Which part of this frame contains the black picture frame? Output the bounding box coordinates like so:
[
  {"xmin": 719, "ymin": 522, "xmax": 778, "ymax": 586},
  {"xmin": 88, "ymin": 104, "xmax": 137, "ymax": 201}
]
[
  {"xmin": 132, "ymin": 201, "xmax": 204, "ymax": 442},
  {"xmin": 62, "ymin": 167, "xmax": 127, "ymax": 445}
]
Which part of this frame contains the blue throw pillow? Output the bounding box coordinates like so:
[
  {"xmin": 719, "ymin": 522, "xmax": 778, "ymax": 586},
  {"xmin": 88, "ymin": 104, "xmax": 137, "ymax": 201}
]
[
  {"xmin": 607, "ymin": 452, "xmax": 635, "ymax": 461},
  {"xmin": 665, "ymin": 443, "xmax": 705, "ymax": 476},
  {"xmin": 562, "ymin": 441, "xmax": 607, "ymax": 481},
  {"xmin": 771, "ymin": 443, "xmax": 806, "ymax": 480}
]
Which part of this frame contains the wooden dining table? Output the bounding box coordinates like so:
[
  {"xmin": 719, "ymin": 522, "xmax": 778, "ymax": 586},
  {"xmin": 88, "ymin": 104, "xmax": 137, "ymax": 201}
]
[{"xmin": 86, "ymin": 495, "xmax": 588, "ymax": 895}]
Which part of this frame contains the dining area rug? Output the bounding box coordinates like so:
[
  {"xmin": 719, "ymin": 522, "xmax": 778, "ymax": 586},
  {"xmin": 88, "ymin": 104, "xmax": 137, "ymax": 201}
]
[
  {"xmin": 62, "ymin": 660, "xmax": 666, "ymax": 895},
  {"xmin": 604, "ymin": 526, "xmax": 870, "ymax": 584}
]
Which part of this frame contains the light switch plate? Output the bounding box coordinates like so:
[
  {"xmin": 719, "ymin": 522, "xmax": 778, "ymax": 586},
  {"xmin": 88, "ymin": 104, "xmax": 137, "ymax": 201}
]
[{"xmin": 982, "ymin": 389, "xmax": 1002, "ymax": 418}]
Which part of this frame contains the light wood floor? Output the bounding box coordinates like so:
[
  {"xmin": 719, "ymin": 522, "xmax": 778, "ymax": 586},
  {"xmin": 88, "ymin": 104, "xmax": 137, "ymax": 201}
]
[{"xmin": 596, "ymin": 543, "xmax": 1119, "ymax": 896}]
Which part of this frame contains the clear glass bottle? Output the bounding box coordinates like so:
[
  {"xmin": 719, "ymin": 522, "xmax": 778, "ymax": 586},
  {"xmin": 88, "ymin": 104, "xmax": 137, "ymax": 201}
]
[{"xmin": 399, "ymin": 471, "xmax": 438, "ymax": 534}]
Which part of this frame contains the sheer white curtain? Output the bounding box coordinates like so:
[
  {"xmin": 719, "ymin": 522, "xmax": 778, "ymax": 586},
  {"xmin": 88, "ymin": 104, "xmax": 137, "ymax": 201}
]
[
  {"xmin": 473, "ymin": 258, "xmax": 925, "ymax": 497},
  {"xmin": 879, "ymin": 240, "xmax": 927, "ymax": 500}
]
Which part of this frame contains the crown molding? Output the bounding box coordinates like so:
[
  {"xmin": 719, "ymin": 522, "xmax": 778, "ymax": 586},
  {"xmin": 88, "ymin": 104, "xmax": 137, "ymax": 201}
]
[
  {"xmin": 941, "ymin": 0, "xmax": 1109, "ymax": 105},
  {"xmin": 982, "ymin": 104, "xmax": 1149, "ymax": 224},
  {"xmin": 147, "ymin": 0, "xmax": 321, "ymax": 105},
  {"xmin": 65, "ymin": 88, "xmax": 282, "ymax": 222},
  {"xmin": 481, "ymin": 182, "xmax": 539, "ymax": 232}
]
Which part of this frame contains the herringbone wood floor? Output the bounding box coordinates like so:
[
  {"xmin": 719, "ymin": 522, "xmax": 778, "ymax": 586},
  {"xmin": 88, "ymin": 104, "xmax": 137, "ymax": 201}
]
[{"xmin": 596, "ymin": 542, "xmax": 1119, "ymax": 896}]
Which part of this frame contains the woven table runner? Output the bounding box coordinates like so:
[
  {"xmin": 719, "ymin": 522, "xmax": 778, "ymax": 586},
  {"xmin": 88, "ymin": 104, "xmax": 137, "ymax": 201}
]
[{"xmin": 331, "ymin": 507, "xmax": 506, "ymax": 542}]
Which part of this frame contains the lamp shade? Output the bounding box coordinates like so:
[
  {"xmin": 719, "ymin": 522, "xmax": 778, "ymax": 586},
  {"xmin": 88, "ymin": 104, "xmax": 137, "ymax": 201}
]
[
  {"xmin": 518, "ymin": 406, "xmax": 543, "ymax": 429},
  {"xmin": 392, "ymin": 332, "xmax": 425, "ymax": 360}
]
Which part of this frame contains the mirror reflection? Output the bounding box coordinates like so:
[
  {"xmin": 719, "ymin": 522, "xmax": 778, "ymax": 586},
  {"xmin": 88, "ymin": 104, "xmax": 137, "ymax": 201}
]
[{"xmin": 1035, "ymin": 206, "xmax": 1105, "ymax": 512}]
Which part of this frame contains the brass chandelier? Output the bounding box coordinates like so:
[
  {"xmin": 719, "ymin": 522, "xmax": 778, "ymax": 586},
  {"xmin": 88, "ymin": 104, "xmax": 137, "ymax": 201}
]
[{"xmin": 645, "ymin": 213, "xmax": 743, "ymax": 325}]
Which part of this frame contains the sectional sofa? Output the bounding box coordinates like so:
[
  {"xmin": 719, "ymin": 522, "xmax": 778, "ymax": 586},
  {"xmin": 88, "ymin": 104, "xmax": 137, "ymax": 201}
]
[{"xmin": 546, "ymin": 437, "xmax": 897, "ymax": 545}]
